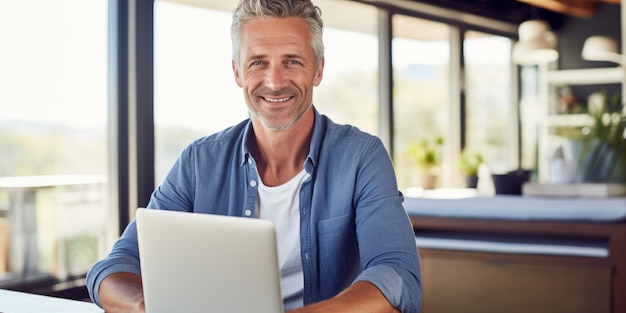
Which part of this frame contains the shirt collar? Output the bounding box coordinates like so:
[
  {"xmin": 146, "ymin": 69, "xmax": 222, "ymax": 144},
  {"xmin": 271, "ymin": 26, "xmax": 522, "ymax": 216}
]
[{"xmin": 239, "ymin": 107, "xmax": 324, "ymax": 172}]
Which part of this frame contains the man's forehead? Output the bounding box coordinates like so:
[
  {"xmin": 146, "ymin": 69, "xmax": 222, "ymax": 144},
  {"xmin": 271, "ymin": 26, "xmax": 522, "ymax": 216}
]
[
  {"xmin": 241, "ymin": 17, "xmax": 311, "ymax": 39},
  {"xmin": 240, "ymin": 17, "xmax": 313, "ymax": 55}
]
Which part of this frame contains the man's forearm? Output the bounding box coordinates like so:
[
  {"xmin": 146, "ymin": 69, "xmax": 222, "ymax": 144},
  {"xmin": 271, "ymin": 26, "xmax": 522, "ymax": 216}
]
[
  {"xmin": 98, "ymin": 272, "xmax": 146, "ymax": 313},
  {"xmin": 288, "ymin": 281, "xmax": 400, "ymax": 313}
]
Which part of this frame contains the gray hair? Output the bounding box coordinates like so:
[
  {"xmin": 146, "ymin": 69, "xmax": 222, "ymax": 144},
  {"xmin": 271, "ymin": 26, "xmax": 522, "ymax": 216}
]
[{"xmin": 231, "ymin": 0, "xmax": 324, "ymax": 68}]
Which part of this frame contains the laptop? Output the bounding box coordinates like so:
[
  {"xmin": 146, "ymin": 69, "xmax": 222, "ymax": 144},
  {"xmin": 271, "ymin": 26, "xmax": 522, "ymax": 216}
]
[{"xmin": 135, "ymin": 208, "xmax": 284, "ymax": 313}]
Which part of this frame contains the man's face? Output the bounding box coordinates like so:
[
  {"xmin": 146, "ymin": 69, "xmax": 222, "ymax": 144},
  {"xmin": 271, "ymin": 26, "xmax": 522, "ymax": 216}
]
[{"xmin": 233, "ymin": 17, "xmax": 324, "ymax": 131}]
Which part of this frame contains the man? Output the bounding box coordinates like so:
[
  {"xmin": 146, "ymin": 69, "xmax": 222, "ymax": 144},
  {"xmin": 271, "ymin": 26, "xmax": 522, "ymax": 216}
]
[{"xmin": 86, "ymin": 0, "xmax": 422, "ymax": 312}]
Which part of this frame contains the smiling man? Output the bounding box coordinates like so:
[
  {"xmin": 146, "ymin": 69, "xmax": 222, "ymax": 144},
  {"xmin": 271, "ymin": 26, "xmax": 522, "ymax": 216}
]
[
  {"xmin": 86, "ymin": 1, "xmax": 422, "ymax": 312},
  {"xmin": 234, "ymin": 16, "xmax": 320, "ymax": 132}
]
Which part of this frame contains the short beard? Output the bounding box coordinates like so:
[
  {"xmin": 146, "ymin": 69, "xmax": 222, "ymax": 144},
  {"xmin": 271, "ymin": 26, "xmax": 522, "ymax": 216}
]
[{"xmin": 254, "ymin": 102, "xmax": 312, "ymax": 131}]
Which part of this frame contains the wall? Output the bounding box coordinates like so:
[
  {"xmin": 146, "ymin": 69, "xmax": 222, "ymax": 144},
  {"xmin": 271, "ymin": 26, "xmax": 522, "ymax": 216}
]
[{"xmin": 556, "ymin": 3, "xmax": 621, "ymax": 102}]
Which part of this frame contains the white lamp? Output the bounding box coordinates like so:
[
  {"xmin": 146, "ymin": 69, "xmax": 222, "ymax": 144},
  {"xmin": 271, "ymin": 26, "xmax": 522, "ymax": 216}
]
[
  {"xmin": 581, "ymin": 35, "xmax": 623, "ymax": 64},
  {"xmin": 513, "ymin": 20, "xmax": 559, "ymax": 65}
]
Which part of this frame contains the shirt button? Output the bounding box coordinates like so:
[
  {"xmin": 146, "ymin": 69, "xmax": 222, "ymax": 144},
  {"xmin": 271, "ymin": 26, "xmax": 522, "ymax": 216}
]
[
  {"xmin": 244, "ymin": 209, "xmax": 252, "ymax": 216},
  {"xmin": 249, "ymin": 180, "xmax": 257, "ymax": 187}
]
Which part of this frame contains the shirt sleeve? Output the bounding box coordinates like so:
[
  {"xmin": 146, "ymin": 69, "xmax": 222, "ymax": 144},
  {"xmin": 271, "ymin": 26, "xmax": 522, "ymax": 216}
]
[
  {"xmin": 352, "ymin": 138, "xmax": 422, "ymax": 313},
  {"xmin": 85, "ymin": 220, "xmax": 142, "ymax": 307}
]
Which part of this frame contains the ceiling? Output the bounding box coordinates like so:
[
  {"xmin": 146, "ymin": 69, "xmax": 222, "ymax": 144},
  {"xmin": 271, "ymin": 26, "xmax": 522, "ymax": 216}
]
[
  {"xmin": 165, "ymin": 0, "xmax": 620, "ymax": 20},
  {"xmin": 406, "ymin": 0, "xmax": 620, "ymax": 23},
  {"xmin": 516, "ymin": 0, "xmax": 620, "ymax": 18},
  {"xmin": 162, "ymin": 0, "xmax": 620, "ymax": 39}
]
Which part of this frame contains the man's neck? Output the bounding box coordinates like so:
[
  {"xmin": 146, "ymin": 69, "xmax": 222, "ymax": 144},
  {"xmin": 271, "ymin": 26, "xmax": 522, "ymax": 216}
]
[{"xmin": 250, "ymin": 110, "xmax": 314, "ymax": 187}]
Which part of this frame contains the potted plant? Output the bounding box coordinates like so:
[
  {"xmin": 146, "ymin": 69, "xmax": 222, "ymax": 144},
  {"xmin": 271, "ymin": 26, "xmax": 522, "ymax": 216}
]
[
  {"xmin": 406, "ymin": 136, "xmax": 444, "ymax": 189},
  {"xmin": 578, "ymin": 90, "xmax": 626, "ymax": 183},
  {"xmin": 458, "ymin": 148, "xmax": 483, "ymax": 188}
]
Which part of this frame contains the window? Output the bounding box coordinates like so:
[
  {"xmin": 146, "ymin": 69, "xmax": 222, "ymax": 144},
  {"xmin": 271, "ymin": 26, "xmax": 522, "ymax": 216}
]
[
  {"xmin": 154, "ymin": 0, "xmax": 379, "ymax": 183},
  {"xmin": 0, "ymin": 0, "xmax": 108, "ymax": 282},
  {"xmin": 519, "ymin": 65, "xmax": 540, "ymax": 172},
  {"xmin": 313, "ymin": 0, "xmax": 379, "ymax": 135},
  {"xmin": 464, "ymin": 31, "xmax": 517, "ymax": 174},
  {"xmin": 392, "ymin": 15, "xmax": 451, "ymax": 190},
  {"xmin": 154, "ymin": 0, "xmax": 248, "ymax": 184},
  {"xmin": 154, "ymin": 1, "xmax": 520, "ymax": 194}
]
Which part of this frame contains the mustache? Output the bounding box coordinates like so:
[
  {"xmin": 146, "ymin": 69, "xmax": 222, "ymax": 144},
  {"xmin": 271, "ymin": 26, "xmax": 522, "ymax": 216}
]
[{"xmin": 253, "ymin": 87, "xmax": 298, "ymax": 97}]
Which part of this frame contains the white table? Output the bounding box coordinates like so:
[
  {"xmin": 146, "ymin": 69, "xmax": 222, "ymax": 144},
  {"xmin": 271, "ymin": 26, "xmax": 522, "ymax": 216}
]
[{"xmin": 0, "ymin": 289, "xmax": 103, "ymax": 313}]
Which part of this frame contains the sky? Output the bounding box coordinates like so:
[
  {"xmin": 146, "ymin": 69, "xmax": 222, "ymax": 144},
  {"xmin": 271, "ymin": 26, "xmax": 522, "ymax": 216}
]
[{"xmin": 0, "ymin": 0, "xmax": 108, "ymax": 129}]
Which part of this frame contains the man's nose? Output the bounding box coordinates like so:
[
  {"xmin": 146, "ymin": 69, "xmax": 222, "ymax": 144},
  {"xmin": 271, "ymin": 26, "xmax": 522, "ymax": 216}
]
[{"xmin": 264, "ymin": 64, "xmax": 289, "ymax": 91}]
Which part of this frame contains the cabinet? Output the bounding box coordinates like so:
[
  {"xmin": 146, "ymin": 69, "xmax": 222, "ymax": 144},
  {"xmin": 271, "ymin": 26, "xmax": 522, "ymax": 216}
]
[
  {"xmin": 421, "ymin": 251, "xmax": 611, "ymax": 313},
  {"xmin": 537, "ymin": 66, "xmax": 624, "ymax": 182},
  {"xmin": 410, "ymin": 215, "xmax": 626, "ymax": 313}
]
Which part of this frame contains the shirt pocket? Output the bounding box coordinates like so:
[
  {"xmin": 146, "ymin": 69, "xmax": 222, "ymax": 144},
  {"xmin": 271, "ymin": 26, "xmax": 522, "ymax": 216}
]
[{"xmin": 316, "ymin": 213, "xmax": 359, "ymax": 294}]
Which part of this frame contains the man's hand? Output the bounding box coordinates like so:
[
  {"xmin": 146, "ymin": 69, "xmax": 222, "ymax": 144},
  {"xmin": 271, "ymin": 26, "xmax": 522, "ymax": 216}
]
[
  {"xmin": 98, "ymin": 274, "xmax": 399, "ymax": 313},
  {"xmin": 288, "ymin": 281, "xmax": 400, "ymax": 313},
  {"xmin": 98, "ymin": 272, "xmax": 145, "ymax": 313}
]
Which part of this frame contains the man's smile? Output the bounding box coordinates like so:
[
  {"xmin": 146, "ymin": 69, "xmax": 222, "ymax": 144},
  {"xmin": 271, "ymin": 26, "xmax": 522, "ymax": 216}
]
[{"xmin": 262, "ymin": 96, "xmax": 294, "ymax": 103}]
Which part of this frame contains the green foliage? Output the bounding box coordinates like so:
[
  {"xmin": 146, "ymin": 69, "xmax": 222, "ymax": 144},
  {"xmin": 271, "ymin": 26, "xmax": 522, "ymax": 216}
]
[
  {"xmin": 0, "ymin": 124, "xmax": 106, "ymax": 177},
  {"xmin": 553, "ymin": 125, "xmax": 585, "ymax": 140},
  {"xmin": 583, "ymin": 90, "xmax": 625, "ymax": 146},
  {"xmin": 406, "ymin": 136, "xmax": 444, "ymax": 170},
  {"xmin": 458, "ymin": 148, "xmax": 484, "ymax": 176},
  {"xmin": 155, "ymin": 126, "xmax": 208, "ymax": 181},
  {"xmin": 578, "ymin": 90, "xmax": 626, "ymax": 182}
]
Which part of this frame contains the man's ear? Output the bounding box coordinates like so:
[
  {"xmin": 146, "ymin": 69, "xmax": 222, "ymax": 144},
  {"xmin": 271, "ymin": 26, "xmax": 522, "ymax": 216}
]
[
  {"xmin": 313, "ymin": 57, "xmax": 324, "ymax": 87},
  {"xmin": 232, "ymin": 60, "xmax": 243, "ymax": 87}
]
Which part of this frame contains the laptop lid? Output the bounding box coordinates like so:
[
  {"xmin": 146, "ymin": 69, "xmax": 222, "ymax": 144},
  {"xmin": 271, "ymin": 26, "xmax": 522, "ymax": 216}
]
[{"xmin": 136, "ymin": 208, "xmax": 284, "ymax": 313}]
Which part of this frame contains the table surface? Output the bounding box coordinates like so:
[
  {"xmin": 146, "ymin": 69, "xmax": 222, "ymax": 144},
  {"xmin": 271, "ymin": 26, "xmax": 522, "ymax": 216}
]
[{"xmin": 0, "ymin": 289, "xmax": 103, "ymax": 313}]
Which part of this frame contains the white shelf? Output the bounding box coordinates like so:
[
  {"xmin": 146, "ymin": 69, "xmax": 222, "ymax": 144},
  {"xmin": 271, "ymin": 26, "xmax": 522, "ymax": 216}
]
[
  {"xmin": 537, "ymin": 66, "xmax": 624, "ymax": 183},
  {"xmin": 547, "ymin": 67, "xmax": 624, "ymax": 86}
]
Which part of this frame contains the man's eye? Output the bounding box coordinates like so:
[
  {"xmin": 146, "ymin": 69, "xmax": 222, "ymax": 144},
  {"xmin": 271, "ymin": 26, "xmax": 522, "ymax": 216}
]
[
  {"xmin": 251, "ymin": 60, "xmax": 264, "ymax": 66},
  {"xmin": 287, "ymin": 60, "xmax": 301, "ymax": 65}
]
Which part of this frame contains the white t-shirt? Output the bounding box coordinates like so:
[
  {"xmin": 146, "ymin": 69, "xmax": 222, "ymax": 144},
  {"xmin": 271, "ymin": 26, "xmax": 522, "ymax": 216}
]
[{"xmin": 257, "ymin": 169, "xmax": 309, "ymax": 311}]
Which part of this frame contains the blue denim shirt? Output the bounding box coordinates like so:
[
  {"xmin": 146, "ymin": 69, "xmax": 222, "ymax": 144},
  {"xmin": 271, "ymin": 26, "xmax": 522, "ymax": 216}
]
[{"xmin": 86, "ymin": 108, "xmax": 422, "ymax": 312}]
